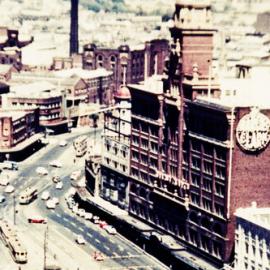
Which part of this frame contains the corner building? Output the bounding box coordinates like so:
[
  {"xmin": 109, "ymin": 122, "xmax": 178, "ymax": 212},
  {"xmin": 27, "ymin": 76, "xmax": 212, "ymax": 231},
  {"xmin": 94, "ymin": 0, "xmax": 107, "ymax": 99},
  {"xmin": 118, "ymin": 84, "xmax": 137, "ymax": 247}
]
[{"xmin": 128, "ymin": 0, "xmax": 270, "ymax": 268}]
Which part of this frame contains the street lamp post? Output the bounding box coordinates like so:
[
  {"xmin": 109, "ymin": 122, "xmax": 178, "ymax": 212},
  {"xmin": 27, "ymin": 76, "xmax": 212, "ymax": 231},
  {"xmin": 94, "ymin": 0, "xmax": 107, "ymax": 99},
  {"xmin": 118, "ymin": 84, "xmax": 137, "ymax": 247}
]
[{"xmin": 44, "ymin": 225, "xmax": 48, "ymax": 270}]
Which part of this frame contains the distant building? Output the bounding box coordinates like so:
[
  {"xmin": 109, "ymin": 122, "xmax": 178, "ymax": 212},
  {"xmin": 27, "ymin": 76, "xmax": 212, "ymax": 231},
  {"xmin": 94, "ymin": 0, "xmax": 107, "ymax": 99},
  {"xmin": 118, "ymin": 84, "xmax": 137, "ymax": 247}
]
[
  {"xmin": 235, "ymin": 204, "xmax": 270, "ymax": 270},
  {"xmin": 82, "ymin": 39, "xmax": 170, "ymax": 91},
  {"xmin": 0, "ymin": 27, "xmax": 33, "ymax": 71},
  {"xmin": 0, "ymin": 108, "xmax": 41, "ymax": 161},
  {"xmin": 3, "ymin": 82, "xmax": 67, "ymax": 134}
]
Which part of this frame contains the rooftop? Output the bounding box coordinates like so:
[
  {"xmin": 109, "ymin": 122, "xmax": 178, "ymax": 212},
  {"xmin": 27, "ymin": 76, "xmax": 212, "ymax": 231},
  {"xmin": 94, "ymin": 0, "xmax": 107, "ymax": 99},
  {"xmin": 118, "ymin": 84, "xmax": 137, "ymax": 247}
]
[
  {"xmin": 0, "ymin": 110, "xmax": 26, "ymax": 121},
  {"xmin": 9, "ymin": 81, "xmax": 62, "ymax": 98},
  {"xmin": 128, "ymin": 75, "xmax": 165, "ymax": 95},
  {"xmin": 235, "ymin": 203, "xmax": 270, "ymax": 231},
  {"xmin": 54, "ymin": 68, "xmax": 113, "ymax": 79}
]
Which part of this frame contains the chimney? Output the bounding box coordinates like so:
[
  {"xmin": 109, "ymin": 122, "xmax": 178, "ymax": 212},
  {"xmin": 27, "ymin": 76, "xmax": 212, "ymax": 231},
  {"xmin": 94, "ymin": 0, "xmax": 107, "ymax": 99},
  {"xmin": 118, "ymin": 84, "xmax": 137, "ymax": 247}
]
[{"xmin": 70, "ymin": 0, "xmax": 79, "ymax": 56}]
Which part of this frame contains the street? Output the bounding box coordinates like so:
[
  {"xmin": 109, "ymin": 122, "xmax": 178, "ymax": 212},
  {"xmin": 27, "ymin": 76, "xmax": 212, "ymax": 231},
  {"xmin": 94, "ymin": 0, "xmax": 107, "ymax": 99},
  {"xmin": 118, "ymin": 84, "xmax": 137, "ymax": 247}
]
[{"xmin": 0, "ymin": 127, "xmax": 168, "ymax": 270}]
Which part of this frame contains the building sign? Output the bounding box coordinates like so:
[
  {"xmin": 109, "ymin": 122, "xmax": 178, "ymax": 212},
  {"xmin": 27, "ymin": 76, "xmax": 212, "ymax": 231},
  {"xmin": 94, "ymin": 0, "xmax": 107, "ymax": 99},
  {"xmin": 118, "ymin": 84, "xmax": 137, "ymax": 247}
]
[{"xmin": 236, "ymin": 108, "xmax": 270, "ymax": 152}]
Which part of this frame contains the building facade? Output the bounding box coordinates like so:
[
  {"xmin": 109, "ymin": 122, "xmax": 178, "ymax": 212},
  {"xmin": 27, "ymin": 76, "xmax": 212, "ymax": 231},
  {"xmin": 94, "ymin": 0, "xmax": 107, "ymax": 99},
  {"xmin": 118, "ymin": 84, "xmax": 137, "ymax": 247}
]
[
  {"xmin": 3, "ymin": 82, "xmax": 67, "ymax": 133},
  {"xmin": 126, "ymin": 0, "xmax": 270, "ymax": 268},
  {"xmin": 234, "ymin": 205, "xmax": 270, "ymax": 270},
  {"xmin": 82, "ymin": 39, "xmax": 170, "ymax": 92},
  {"xmin": 100, "ymin": 84, "xmax": 131, "ymax": 210}
]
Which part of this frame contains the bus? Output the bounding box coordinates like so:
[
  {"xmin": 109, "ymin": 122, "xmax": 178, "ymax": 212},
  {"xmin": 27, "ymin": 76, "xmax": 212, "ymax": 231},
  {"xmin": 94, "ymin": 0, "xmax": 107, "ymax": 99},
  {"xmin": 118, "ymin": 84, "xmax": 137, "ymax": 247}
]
[
  {"xmin": 0, "ymin": 220, "xmax": 27, "ymax": 263},
  {"xmin": 73, "ymin": 135, "xmax": 88, "ymax": 157},
  {"xmin": 19, "ymin": 187, "xmax": 38, "ymax": 204}
]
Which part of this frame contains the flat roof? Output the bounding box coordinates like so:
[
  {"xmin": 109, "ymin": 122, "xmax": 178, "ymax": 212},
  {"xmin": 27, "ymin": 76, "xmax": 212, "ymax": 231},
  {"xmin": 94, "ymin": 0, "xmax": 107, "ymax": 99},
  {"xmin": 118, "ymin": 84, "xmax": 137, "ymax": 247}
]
[
  {"xmin": 9, "ymin": 81, "xmax": 62, "ymax": 98},
  {"xmin": 235, "ymin": 205, "xmax": 270, "ymax": 231},
  {"xmin": 129, "ymin": 75, "xmax": 165, "ymax": 95},
  {"xmin": 54, "ymin": 68, "xmax": 113, "ymax": 79},
  {"xmin": 0, "ymin": 111, "xmax": 26, "ymax": 121}
]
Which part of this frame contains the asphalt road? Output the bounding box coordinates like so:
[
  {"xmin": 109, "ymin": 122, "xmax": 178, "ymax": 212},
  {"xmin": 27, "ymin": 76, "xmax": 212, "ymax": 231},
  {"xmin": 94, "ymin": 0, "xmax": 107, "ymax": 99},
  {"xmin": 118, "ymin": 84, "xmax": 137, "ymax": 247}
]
[{"xmin": 0, "ymin": 127, "xmax": 168, "ymax": 270}]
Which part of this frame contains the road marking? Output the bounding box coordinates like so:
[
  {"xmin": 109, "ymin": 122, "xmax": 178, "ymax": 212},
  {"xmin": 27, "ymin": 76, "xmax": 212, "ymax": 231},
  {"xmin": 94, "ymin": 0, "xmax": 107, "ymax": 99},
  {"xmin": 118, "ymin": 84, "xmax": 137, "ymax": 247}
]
[
  {"xmin": 109, "ymin": 239, "xmax": 115, "ymax": 244},
  {"xmin": 95, "ymin": 239, "xmax": 100, "ymax": 244},
  {"xmin": 63, "ymin": 217, "xmax": 69, "ymax": 222},
  {"xmin": 79, "ymin": 227, "xmax": 84, "ymax": 232},
  {"xmin": 71, "ymin": 222, "xmax": 76, "ymax": 226},
  {"xmin": 104, "ymin": 245, "xmax": 110, "ymax": 250},
  {"xmin": 87, "ymin": 233, "xmax": 92, "ymax": 238},
  {"xmin": 56, "ymin": 213, "xmax": 61, "ymax": 217}
]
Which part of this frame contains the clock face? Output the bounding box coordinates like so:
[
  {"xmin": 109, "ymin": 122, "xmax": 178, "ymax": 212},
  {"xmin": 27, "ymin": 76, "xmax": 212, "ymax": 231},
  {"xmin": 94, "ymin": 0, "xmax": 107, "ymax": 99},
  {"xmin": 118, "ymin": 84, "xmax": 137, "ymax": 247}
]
[{"xmin": 236, "ymin": 108, "xmax": 270, "ymax": 152}]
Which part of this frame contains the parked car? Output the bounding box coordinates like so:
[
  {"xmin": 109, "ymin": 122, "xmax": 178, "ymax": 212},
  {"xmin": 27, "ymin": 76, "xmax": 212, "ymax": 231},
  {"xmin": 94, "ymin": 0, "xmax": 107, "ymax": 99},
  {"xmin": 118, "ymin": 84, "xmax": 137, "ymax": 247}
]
[
  {"xmin": 4, "ymin": 185, "xmax": 14, "ymax": 193},
  {"xmin": 70, "ymin": 170, "xmax": 81, "ymax": 181},
  {"xmin": 41, "ymin": 191, "xmax": 50, "ymax": 200},
  {"xmin": 84, "ymin": 212, "xmax": 93, "ymax": 220},
  {"xmin": 55, "ymin": 181, "xmax": 63, "ymax": 190},
  {"xmin": 104, "ymin": 225, "xmax": 117, "ymax": 235},
  {"xmin": 36, "ymin": 167, "xmax": 48, "ymax": 175},
  {"xmin": 49, "ymin": 160, "xmax": 62, "ymax": 168},
  {"xmin": 77, "ymin": 208, "xmax": 86, "ymax": 218},
  {"xmin": 2, "ymin": 161, "xmax": 18, "ymax": 170},
  {"xmin": 28, "ymin": 216, "xmax": 47, "ymax": 224},
  {"xmin": 93, "ymin": 251, "xmax": 104, "ymax": 261},
  {"xmin": 92, "ymin": 215, "xmax": 100, "ymax": 224},
  {"xmin": 99, "ymin": 221, "xmax": 108, "ymax": 229},
  {"xmin": 52, "ymin": 175, "xmax": 60, "ymax": 183},
  {"xmin": 75, "ymin": 234, "xmax": 86, "ymax": 245},
  {"xmin": 0, "ymin": 178, "xmax": 9, "ymax": 186},
  {"xmin": 59, "ymin": 140, "xmax": 67, "ymax": 147}
]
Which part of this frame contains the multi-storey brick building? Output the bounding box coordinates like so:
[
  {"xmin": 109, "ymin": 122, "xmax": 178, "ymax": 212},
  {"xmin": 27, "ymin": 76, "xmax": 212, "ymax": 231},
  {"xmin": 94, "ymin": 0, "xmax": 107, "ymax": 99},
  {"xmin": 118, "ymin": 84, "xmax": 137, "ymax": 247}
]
[
  {"xmin": 0, "ymin": 27, "xmax": 33, "ymax": 70},
  {"xmin": 126, "ymin": 0, "xmax": 270, "ymax": 269},
  {"xmin": 82, "ymin": 39, "xmax": 170, "ymax": 92},
  {"xmin": 3, "ymin": 82, "xmax": 67, "ymax": 133}
]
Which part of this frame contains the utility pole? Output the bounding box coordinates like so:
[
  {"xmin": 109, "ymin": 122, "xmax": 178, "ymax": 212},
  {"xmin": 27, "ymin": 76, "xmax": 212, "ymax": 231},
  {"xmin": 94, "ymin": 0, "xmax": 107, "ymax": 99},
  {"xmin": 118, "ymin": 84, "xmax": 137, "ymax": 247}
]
[
  {"xmin": 44, "ymin": 225, "xmax": 48, "ymax": 270},
  {"xmin": 13, "ymin": 192, "xmax": 16, "ymax": 225}
]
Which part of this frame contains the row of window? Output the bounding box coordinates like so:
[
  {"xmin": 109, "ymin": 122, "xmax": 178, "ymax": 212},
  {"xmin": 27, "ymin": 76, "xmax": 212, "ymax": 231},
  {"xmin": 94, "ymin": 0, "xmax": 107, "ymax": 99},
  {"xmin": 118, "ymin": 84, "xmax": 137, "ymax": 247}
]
[
  {"xmin": 104, "ymin": 157, "xmax": 127, "ymax": 173},
  {"xmin": 190, "ymin": 192, "xmax": 225, "ymax": 217},
  {"xmin": 129, "ymin": 200, "xmax": 222, "ymax": 259}
]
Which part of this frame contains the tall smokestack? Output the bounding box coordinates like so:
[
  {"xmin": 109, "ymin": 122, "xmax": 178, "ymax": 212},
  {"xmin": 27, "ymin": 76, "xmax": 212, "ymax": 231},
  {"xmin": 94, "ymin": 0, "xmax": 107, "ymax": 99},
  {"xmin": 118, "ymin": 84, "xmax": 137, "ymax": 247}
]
[{"xmin": 70, "ymin": 0, "xmax": 79, "ymax": 56}]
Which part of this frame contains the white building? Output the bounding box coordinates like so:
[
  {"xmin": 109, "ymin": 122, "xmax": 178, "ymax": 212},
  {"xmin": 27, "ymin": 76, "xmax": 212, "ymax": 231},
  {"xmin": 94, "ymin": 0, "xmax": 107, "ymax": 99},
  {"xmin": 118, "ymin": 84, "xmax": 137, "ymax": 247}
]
[{"xmin": 234, "ymin": 204, "xmax": 270, "ymax": 270}]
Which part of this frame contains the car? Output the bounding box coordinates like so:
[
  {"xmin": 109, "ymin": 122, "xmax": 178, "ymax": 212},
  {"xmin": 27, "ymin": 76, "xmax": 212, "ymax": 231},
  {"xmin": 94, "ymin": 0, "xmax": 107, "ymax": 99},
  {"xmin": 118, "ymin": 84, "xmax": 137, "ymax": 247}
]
[
  {"xmin": 77, "ymin": 208, "xmax": 86, "ymax": 218},
  {"xmin": 67, "ymin": 199, "xmax": 75, "ymax": 210},
  {"xmin": 99, "ymin": 221, "xmax": 108, "ymax": 229},
  {"xmin": 70, "ymin": 170, "xmax": 81, "ymax": 181},
  {"xmin": 0, "ymin": 195, "xmax": 6, "ymax": 203},
  {"xmin": 28, "ymin": 216, "xmax": 47, "ymax": 224},
  {"xmin": 46, "ymin": 199, "xmax": 56, "ymax": 209},
  {"xmin": 84, "ymin": 212, "xmax": 93, "ymax": 220},
  {"xmin": 93, "ymin": 251, "xmax": 104, "ymax": 261},
  {"xmin": 0, "ymin": 178, "xmax": 9, "ymax": 186},
  {"xmin": 104, "ymin": 225, "xmax": 117, "ymax": 235},
  {"xmin": 92, "ymin": 215, "xmax": 100, "ymax": 224},
  {"xmin": 75, "ymin": 234, "xmax": 86, "ymax": 245},
  {"xmin": 52, "ymin": 175, "xmax": 60, "ymax": 183},
  {"xmin": 36, "ymin": 167, "xmax": 48, "ymax": 175},
  {"xmin": 2, "ymin": 161, "xmax": 18, "ymax": 170},
  {"xmin": 59, "ymin": 140, "xmax": 67, "ymax": 147},
  {"xmin": 55, "ymin": 181, "xmax": 63, "ymax": 190},
  {"xmin": 4, "ymin": 185, "xmax": 14, "ymax": 193},
  {"xmin": 49, "ymin": 160, "xmax": 62, "ymax": 168},
  {"xmin": 41, "ymin": 191, "xmax": 50, "ymax": 200},
  {"xmin": 51, "ymin": 197, "xmax": 59, "ymax": 205}
]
